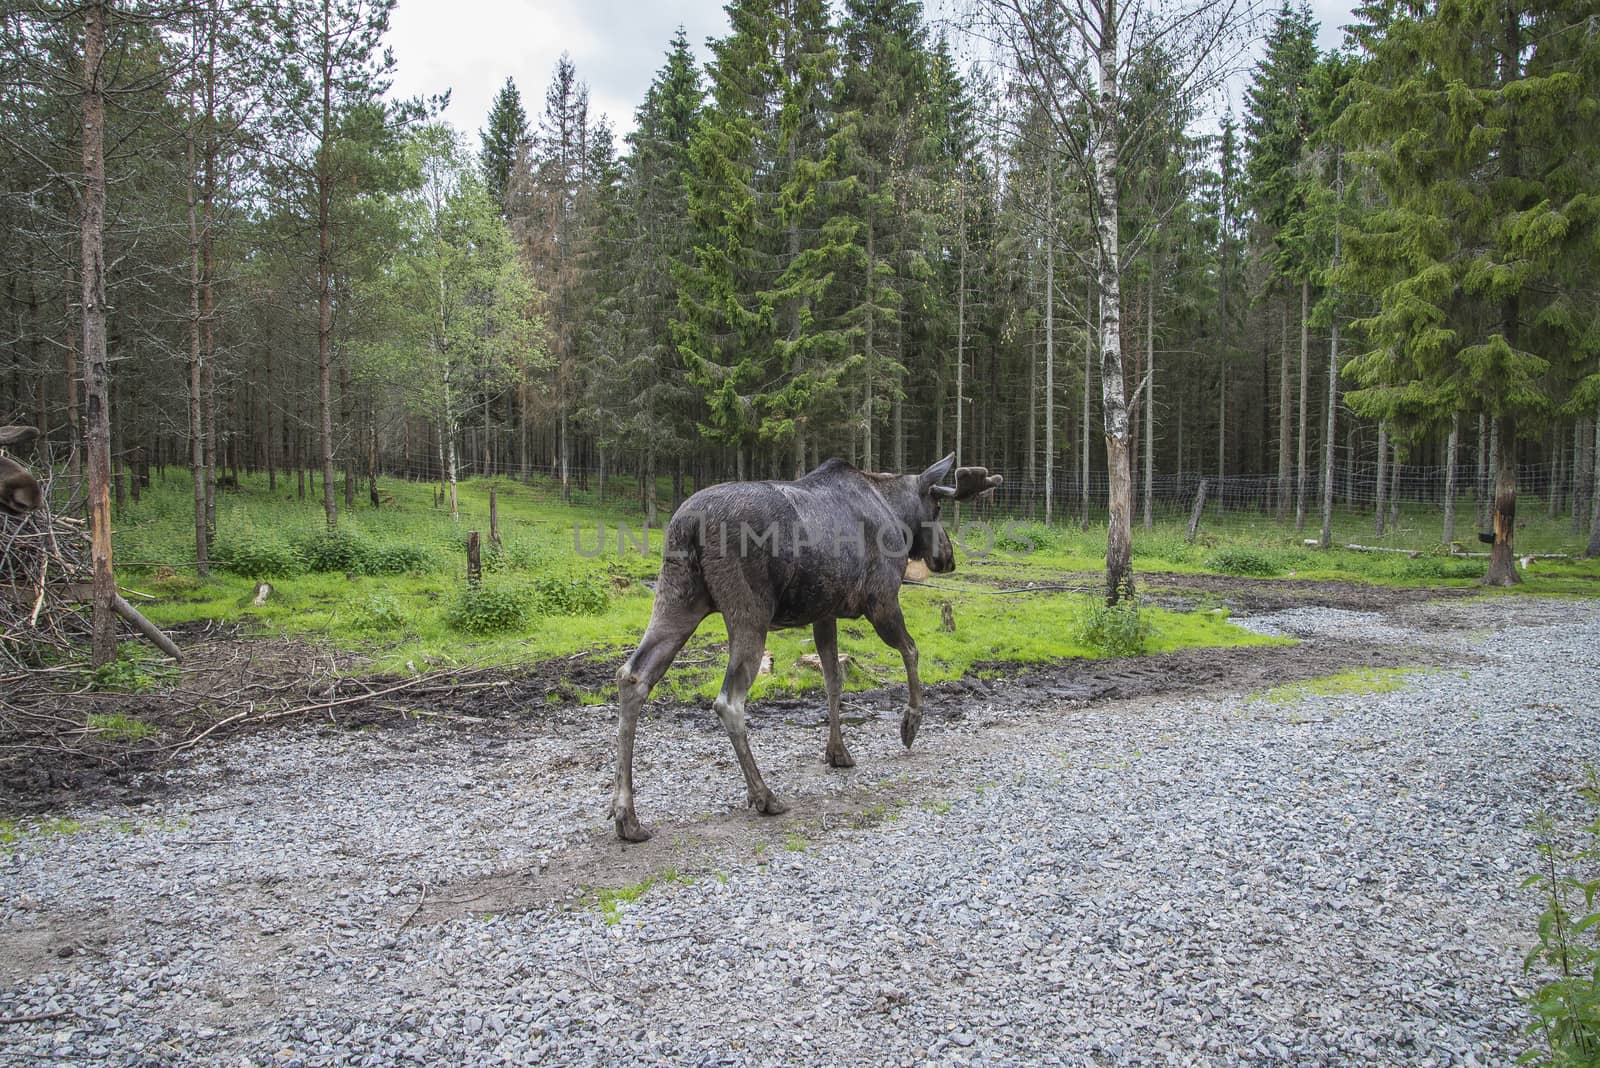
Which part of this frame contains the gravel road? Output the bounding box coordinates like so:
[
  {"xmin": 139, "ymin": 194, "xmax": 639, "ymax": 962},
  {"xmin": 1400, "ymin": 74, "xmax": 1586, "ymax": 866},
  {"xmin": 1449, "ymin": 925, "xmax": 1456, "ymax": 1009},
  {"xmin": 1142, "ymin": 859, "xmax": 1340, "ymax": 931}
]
[{"xmin": 3, "ymin": 595, "xmax": 1598, "ymax": 1066}]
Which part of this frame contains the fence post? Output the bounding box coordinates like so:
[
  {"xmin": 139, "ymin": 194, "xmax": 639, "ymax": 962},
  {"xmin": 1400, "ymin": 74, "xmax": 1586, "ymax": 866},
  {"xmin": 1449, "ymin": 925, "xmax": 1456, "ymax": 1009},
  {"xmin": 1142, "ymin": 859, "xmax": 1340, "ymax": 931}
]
[
  {"xmin": 466, "ymin": 531, "xmax": 481, "ymax": 588},
  {"xmin": 1186, "ymin": 480, "xmax": 1208, "ymax": 543},
  {"xmin": 489, "ymin": 487, "xmax": 502, "ymax": 549}
]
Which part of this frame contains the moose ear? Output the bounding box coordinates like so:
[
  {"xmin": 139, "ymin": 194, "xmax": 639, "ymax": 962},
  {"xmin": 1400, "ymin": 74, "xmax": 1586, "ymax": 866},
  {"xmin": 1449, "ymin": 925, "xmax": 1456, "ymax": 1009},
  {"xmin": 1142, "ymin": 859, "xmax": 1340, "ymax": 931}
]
[
  {"xmin": 917, "ymin": 452, "xmax": 956, "ymax": 493},
  {"xmin": 0, "ymin": 425, "xmax": 39, "ymax": 448},
  {"xmin": 951, "ymin": 466, "xmax": 1004, "ymax": 501}
]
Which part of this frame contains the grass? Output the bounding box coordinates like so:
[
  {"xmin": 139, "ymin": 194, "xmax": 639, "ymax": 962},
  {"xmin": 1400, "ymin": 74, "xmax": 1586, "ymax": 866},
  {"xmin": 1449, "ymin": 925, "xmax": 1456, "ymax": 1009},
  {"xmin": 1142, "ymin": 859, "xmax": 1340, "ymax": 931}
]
[
  {"xmin": 0, "ymin": 816, "xmax": 87, "ymax": 855},
  {"xmin": 86, "ymin": 713, "xmax": 158, "ymax": 741},
  {"xmin": 591, "ymin": 869, "xmax": 681, "ymax": 926},
  {"xmin": 104, "ymin": 470, "xmax": 1598, "ymax": 695},
  {"xmin": 1254, "ymin": 667, "xmax": 1428, "ymax": 706}
]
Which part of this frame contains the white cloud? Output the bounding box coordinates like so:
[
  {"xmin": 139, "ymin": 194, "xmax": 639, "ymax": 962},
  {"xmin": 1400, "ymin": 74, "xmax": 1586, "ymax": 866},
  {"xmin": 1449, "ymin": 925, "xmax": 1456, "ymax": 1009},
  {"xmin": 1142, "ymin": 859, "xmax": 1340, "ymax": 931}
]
[{"xmin": 386, "ymin": 0, "xmax": 731, "ymax": 141}]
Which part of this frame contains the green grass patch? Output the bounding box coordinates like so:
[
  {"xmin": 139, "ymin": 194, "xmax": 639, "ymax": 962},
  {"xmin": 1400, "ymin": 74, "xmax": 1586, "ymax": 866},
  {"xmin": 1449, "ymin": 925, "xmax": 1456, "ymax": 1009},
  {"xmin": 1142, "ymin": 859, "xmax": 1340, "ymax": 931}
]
[
  {"xmin": 591, "ymin": 868, "xmax": 681, "ymax": 926},
  {"xmin": 0, "ymin": 816, "xmax": 88, "ymax": 855},
  {"xmin": 86, "ymin": 713, "xmax": 158, "ymax": 741},
  {"xmin": 108, "ymin": 471, "xmax": 1596, "ymax": 695},
  {"xmin": 1255, "ymin": 667, "xmax": 1426, "ymax": 706}
]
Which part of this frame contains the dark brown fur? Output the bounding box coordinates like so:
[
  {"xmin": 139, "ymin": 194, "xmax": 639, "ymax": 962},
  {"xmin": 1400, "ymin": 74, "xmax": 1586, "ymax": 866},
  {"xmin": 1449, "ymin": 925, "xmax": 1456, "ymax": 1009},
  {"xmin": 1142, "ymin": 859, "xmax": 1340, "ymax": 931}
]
[
  {"xmin": 0, "ymin": 426, "xmax": 42, "ymax": 517},
  {"xmin": 610, "ymin": 454, "xmax": 1002, "ymax": 841}
]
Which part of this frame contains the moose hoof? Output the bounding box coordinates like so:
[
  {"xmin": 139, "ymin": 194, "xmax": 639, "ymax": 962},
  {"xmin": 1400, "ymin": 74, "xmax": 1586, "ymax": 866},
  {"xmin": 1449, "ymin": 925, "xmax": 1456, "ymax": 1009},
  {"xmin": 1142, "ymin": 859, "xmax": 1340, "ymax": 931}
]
[
  {"xmin": 825, "ymin": 745, "xmax": 856, "ymax": 769},
  {"xmin": 900, "ymin": 709, "xmax": 922, "ymax": 748},
  {"xmin": 751, "ymin": 790, "xmax": 788, "ymax": 816},
  {"xmin": 614, "ymin": 812, "xmax": 653, "ymax": 843}
]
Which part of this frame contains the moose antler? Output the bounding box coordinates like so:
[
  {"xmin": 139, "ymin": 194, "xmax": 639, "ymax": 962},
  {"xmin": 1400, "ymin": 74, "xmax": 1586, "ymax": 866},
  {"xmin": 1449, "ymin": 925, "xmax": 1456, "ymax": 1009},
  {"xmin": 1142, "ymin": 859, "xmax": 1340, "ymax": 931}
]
[{"xmin": 933, "ymin": 465, "xmax": 1003, "ymax": 501}]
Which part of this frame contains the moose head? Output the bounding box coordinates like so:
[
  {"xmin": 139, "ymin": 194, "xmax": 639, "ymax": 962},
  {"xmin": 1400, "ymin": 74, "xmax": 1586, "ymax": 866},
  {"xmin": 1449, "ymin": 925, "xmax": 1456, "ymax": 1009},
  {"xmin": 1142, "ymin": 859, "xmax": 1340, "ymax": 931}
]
[
  {"xmin": 905, "ymin": 453, "xmax": 1004, "ymax": 574},
  {"xmin": 0, "ymin": 426, "xmax": 43, "ymax": 517}
]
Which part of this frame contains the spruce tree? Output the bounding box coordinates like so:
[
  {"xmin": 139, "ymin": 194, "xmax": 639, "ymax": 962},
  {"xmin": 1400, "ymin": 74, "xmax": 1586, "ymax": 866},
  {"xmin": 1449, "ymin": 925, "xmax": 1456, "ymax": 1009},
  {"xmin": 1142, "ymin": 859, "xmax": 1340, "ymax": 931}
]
[
  {"xmin": 480, "ymin": 76, "xmax": 528, "ymax": 212},
  {"xmin": 1338, "ymin": 0, "xmax": 1600, "ymax": 584}
]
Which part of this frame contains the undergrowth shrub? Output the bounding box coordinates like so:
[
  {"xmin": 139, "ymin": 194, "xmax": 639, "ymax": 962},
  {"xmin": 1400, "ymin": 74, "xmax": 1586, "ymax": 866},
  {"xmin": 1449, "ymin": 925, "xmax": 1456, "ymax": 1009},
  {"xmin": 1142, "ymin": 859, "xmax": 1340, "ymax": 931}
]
[
  {"xmin": 212, "ymin": 529, "xmax": 303, "ymax": 578},
  {"xmin": 1074, "ymin": 598, "xmax": 1152, "ymax": 657},
  {"xmin": 1134, "ymin": 530, "xmax": 1201, "ymax": 565},
  {"xmin": 528, "ymin": 573, "xmax": 610, "ymax": 616},
  {"xmin": 351, "ymin": 592, "xmax": 405, "ymax": 631},
  {"xmin": 294, "ymin": 529, "xmax": 368, "ymax": 573},
  {"xmin": 1204, "ymin": 546, "xmax": 1283, "ymax": 577},
  {"xmin": 1524, "ymin": 770, "xmax": 1600, "ymax": 1065},
  {"xmin": 445, "ymin": 582, "xmax": 532, "ymax": 635},
  {"xmin": 360, "ymin": 540, "xmax": 433, "ymax": 575}
]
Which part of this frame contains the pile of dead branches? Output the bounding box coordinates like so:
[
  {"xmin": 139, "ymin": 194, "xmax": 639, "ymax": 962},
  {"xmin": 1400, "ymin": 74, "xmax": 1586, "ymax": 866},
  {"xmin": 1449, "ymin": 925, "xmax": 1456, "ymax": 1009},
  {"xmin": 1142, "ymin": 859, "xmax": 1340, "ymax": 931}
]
[{"xmin": 0, "ymin": 482, "xmax": 93, "ymax": 670}]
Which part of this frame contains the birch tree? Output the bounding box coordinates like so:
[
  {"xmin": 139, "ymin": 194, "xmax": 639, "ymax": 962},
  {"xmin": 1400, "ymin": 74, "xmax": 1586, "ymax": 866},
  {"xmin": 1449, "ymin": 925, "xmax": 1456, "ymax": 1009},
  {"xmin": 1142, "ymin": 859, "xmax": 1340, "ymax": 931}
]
[{"xmin": 979, "ymin": 0, "xmax": 1252, "ymax": 603}]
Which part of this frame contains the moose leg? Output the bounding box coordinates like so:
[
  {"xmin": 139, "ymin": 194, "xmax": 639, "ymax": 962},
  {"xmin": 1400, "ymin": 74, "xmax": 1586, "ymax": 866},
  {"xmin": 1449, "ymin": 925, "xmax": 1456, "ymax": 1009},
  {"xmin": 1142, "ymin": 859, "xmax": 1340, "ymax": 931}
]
[
  {"xmin": 715, "ymin": 625, "xmax": 787, "ymax": 815},
  {"xmin": 813, "ymin": 617, "xmax": 853, "ymax": 768},
  {"xmin": 869, "ymin": 605, "xmax": 923, "ymax": 748},
  {"xmin": 612, "ymin": 608, "xmax": 707, "ymax": 842}
]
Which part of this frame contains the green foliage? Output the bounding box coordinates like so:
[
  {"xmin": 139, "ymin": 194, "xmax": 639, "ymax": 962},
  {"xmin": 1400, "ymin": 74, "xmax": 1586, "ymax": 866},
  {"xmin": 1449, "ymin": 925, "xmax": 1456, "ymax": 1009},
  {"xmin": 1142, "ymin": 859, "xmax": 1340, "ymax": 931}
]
[
  {"xmin": 88, "ymin": 651, "xmax": 177, "ymax": 694},
  {"xmin": 295, "ymin": 528, "xmax": 368, "ymax": 573},
  {"xmin": 527, "ymin": 574, "xmax": 610, "ymax": 617},
  {"xmin": 445, "ymin": 582, "xmax": 532, "ymax": 635},
  {"xmin": 593, "ymin": 869, "xmax": 680, "ymax": 926},
  {"xmin": 1523, "ymin": 772, "xmax": 1600, "ymax": 1065},
  {"xmin": 1256, "ymin": 667, "xmax": 1423, "ymax": 705},
  {"xmin": 1074, "ymin": 599, "xmax": 1153, "ymax": 657},
  {"xmin": 87, "ymin": 713, "xmax": 158, "ymax": 741},
  {"xmin": 1205, "ymin": 546, "xmax": 1285, "ymax": 576},
  {"xmin": 213, "ymin": 528, "xmax": 303, "ymax": 579},
  {"xmin": 352, "ymin": 592, "xmax": 406, "ymax": 631}
]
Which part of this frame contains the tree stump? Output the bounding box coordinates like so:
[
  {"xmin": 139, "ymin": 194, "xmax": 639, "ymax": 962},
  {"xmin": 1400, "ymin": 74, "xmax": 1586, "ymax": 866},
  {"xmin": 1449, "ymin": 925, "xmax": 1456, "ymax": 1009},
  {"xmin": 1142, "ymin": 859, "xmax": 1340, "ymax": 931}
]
[{"xmin": 466, "ymin": 531, "xmax": 481, "ymax": 588}]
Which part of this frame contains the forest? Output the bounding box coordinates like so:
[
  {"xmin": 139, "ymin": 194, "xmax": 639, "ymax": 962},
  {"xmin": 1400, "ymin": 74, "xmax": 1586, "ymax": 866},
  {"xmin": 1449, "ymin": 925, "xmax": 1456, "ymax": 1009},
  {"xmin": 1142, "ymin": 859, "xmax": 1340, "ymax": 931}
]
[{"xmin": 1, "ymin": 0, "xmax": 1598, "ymax": 659}]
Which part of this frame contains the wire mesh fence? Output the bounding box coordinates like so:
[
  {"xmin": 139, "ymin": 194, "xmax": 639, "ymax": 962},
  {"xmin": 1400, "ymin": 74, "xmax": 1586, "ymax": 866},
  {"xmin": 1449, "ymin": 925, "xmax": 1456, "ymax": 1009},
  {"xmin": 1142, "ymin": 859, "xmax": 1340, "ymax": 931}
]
[{"xmin": 366, "ymin": 452, "xmax": 1592, "ymax": 533}]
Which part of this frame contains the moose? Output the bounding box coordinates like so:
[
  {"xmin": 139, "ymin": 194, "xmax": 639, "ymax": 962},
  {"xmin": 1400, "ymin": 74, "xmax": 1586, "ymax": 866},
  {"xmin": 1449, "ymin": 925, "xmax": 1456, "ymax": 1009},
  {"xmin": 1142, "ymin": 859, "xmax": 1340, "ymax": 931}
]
[
  {"xmin": 610, "ymin": 453, "xmax": 1002, "ymax": 842},
  {"xmin": 0, "ymin": 426, "xmax": 42, "ymax": 517}
]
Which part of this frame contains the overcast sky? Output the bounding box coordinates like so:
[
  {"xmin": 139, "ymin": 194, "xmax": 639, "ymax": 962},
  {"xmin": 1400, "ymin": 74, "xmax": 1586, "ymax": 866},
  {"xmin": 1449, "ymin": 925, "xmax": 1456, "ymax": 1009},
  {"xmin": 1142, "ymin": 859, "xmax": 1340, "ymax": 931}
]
[{"xmin": 387, "ymin": 0, "xmax": 1362, "ymax": 145}]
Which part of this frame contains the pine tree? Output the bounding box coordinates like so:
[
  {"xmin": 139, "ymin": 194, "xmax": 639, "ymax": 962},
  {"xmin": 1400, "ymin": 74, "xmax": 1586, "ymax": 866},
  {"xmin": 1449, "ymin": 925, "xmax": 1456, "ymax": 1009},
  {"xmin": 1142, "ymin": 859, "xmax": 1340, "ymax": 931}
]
[{"xmin": 480, "ymin": 77, "xmax": 528, "ymax": 212}]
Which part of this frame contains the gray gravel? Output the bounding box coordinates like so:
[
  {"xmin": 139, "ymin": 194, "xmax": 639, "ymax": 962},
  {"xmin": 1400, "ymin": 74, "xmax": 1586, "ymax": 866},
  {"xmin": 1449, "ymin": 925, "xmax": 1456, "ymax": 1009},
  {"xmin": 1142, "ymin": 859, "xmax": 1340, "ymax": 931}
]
[{"xmin": 3, "ymin": 595, "xmax": 1598, "ymax": 1066}]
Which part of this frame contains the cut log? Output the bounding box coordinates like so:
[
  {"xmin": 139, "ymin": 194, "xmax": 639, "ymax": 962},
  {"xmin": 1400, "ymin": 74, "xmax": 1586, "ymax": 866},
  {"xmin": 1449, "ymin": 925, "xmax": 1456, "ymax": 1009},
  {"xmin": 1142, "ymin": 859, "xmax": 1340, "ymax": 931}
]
[
  {"xmin": 111, "ymin": 595, "xmax": 181, "ymax": 660},
  {"xmin": 1303, "ymin": 540, "xmax": 1421, "ymax": 558},
  {"xmin": 796, "ymin": 652, "xmax": 852, "ymax": 672}
]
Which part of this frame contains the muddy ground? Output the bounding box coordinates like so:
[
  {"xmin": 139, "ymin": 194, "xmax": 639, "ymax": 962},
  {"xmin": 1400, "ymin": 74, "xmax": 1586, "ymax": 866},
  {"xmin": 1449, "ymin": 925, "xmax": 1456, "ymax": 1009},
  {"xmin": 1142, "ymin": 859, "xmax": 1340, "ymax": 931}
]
[{"xmin": 0, "ymin": 572, "xmax": 1464, "ymax": 815}]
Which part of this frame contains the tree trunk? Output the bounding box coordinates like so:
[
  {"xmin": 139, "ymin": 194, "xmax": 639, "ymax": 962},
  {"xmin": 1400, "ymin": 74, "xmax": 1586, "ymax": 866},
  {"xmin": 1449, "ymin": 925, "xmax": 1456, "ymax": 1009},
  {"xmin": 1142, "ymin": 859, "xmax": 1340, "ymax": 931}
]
[
  {"xmin": 81, "ymin": 0, "xmax": 116, "ymax": 666},
  {"xmin": 1142, "ymin": 262, "xmax": 1154, "ymax": 532},
  {"xmin": 1094, "ymin": 4, "xmax": 1133, "ymax": 604},
  {"xmin": 1276, "ymin": 301, "xmax": 1291, "ymax": 521},
  {"xmin": 1476, "ymin": 413, "xmax": 1489, "ymax": 532},
  {"xmin": 1319, "ymin": 153, "xmax": 1341, "ymax": 548},
  {"xmin": 1443, "ymin": 413, "xmax": 1459, "ymax": 546},
  {"xmin": 1294, "ymin": 279, "xmax": 1309, "ymax": 531},
  {"xmin": 1484, "ymin": 414, "xmax": 1519, "ymax": 585},
  {"xmin": 1043, "ymin": 159, "xmax": 1054, "ymax": 524},
  {"xmin": 186, "ymin": 111, "xmax": 209, "ymax": 576},
  {"xmin": 955, "ymin": 180, "xmax": 966, "ymax": 464},
  {"xmin": 316, "ymin": 25, "xmax": 338, "ymax": 531},
  {"xmin": 1587, "ymin": 405, "xmax": 1600, "ymax": 557},
  {"xmin": 1081, "ymin": 261, "xmax": 1093, "ymax": 529},
  {"xmin": 1388, "ymin": 435, "xmax": 1401, "ymax": 530},
  {"xmin": 1572, "ymin": 417, "xmax": 1591, "ymax": 534},
  {"xmin": 1374, "ymin": 423, "xmax": 1388, "ymax": 537}
]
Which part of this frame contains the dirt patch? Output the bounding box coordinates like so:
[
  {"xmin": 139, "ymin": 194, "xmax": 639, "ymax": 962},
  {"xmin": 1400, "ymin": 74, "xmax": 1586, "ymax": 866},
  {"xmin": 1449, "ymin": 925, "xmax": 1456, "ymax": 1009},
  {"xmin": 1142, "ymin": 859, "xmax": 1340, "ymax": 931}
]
[
  {"xmin": 0, "ymin": 569, "xmax": 1460, "ymax": 814},
  {"xmin": 404, "ymin": 632, "xmax": 1453, "ymax": 925}
]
